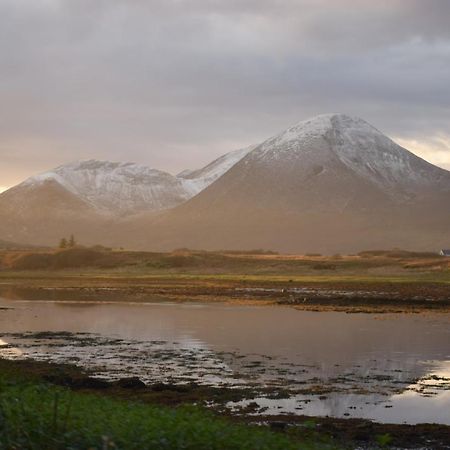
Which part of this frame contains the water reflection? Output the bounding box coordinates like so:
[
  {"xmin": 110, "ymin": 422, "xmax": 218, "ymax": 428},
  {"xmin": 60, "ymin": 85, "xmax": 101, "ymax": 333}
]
[
  {"xmin": 0, "ymin": 339, "xmax": 22, "ymax": 357},
  {"xmin": 0, "ymin": 295, "xmax": 449, "ymax": 424}
]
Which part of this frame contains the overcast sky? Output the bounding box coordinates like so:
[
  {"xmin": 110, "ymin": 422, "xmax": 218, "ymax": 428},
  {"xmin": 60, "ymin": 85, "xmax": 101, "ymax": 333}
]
[{"xmin": 1, "ymin": 0, "xmax": 450, "ymax": 191}]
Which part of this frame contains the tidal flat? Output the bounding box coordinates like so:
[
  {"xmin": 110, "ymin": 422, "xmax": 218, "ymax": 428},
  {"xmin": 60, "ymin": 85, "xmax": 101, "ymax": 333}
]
[
  {"xmin": 0, "ymin": 249, "xmax": 449, "ymax": 448},
  {"xmin": 0, "ymin": 299, "xmax": 449, "ymax": 424}
]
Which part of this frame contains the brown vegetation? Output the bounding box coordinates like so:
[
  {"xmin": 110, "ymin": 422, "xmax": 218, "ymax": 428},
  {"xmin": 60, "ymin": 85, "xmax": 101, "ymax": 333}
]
[
  {"xmin": 0, "ymin": 247, "xmax": 448, "ymax": 272},
  {"xmin": 0, "ymin": 248, "xmax": 448, "ymax": 312}
]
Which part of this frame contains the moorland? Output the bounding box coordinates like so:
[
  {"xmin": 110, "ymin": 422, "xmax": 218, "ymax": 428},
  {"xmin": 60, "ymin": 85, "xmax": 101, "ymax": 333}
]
[{"xmin": 0, "ymin": 247, "xmax": 449, "ymax": 313}]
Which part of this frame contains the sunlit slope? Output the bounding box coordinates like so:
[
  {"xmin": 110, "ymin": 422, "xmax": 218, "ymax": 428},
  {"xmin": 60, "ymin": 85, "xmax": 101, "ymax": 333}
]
[{"xmin": 128, "ymin": 114, "xmax": 450, "ymax": 253}]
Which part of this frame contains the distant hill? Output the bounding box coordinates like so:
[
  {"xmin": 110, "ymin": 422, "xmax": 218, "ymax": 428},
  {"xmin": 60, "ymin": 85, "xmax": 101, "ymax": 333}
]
[
  {"xmin": 5, "ymin": 152, "xmax": 253, "ymax": 217},
  {"xmin": 0, "ymin": 148, "xmax": 251, "ymax": 246},
  {"xmin": 1, "ymin": 113, "xmax": 449, "ymax": 253},
  {"xmin": 124, "ymin": 114, "xmax": 450, "ymax": 253},
  {"xmin": 0, "ymin": 238, "xmax": 36, "ymax": 249}
]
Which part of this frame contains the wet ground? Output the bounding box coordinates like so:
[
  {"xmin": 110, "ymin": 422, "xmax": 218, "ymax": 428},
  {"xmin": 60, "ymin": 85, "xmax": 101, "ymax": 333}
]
[
  {"xmin": 0, "ymin": 295, "xmax": 449, "ymax": 427},
  {"xmin": 1, "ymin": 278, "xmax": 449, "ymax": 313}
]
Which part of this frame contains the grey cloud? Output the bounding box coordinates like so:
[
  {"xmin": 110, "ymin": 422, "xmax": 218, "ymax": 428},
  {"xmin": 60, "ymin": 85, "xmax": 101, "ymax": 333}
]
[{"xmin": 0, "ymin": 0, "xmax": 449, "ymax": 188}]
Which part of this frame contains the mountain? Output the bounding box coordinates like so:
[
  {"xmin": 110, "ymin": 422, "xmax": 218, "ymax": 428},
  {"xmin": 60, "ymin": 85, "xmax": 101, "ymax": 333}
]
[
  {"xmin": 15, "ymin": 160, "xmax": 195, "ymax": 215},
  {"xmin": 1, "ymin": 113, "xmax": 449, "ymax": 252},
  {"xmin": 126, "ymin": 114, "xmax": 450, "ymax": 253},
  {"xmin": 10, "ymin": 151, "xmax": 255, "ymax": 217},
  {"xmin": 0, "ymin": 238, "xmax": 36, "ymax": 249},
  {"xmin": 0, "ymin": 149, "xmax": 251, "ymax": 246},
  {"xmin": 177, "ymin": 145, "xmax": 255, "ymax": 192},
  {"xmin": 0, "ymin": 176, "xmax": 110, "ymax": 246}
]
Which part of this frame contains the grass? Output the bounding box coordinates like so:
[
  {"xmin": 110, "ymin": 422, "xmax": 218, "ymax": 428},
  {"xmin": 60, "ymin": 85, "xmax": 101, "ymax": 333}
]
[
  {"xmin": 0, "ymin": 247, "xmax": 448, "ymax": 282},
  {"xmin": 1, "ymin": 269, "xmax": 449, "ymax": 286},
  {"xmin": 0, "ymin": 371, "xmax": 335, "ymax": 450},
  {"xmin": 0, "ymin": 248, "xmax": 449, "ymax": 313}
]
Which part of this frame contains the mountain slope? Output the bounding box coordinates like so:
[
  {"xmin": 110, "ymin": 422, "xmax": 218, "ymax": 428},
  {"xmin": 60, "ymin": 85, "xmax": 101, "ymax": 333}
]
[
  {"xmin": 127, "ymin": 114, "xmax": 450, "ymax": 253},
  {"xmin": 12, "ymin": 148, "xmax": 254, "ymax": 218},
  {"xmin": 1, "ymin": 113, "xmax": 449, "ymax": 252},
  {"xmin": 178, "ymin": 145, "xmax": 255, "ymax": 192},
  {"xmin": 0, "ymin": 238, "xmax": 36, "ymax": 249},
  {"xmin": 0, "ymin": 148, "xmax": 252, "ymax": 246},
  {"xmin": 19, "ymin": 160, "xmax": 195, "ymax": 215},
  {"xmin": 0, "ymin": 178, "xmax": 112, "ymax": 246}
]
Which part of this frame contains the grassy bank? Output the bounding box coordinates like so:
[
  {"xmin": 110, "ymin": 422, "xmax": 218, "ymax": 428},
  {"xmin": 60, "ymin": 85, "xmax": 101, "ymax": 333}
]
[
  {"xmin": 1, "ymin": 247, "xmax": 449, "ymax": 285},
  {"xmin": 0, "ymin": 247, "xmax": 449, "ymax": 277},
  {"xmin": 0, "ymin": 359, "xmax": 449, "ymax": 449},
  {"xmin": 0, "ymin": 248, "xmax": 449, "ymax": 312},
  {"xmin": 0, "ymin": 365, "xmax": 333, "ymax": 450}
]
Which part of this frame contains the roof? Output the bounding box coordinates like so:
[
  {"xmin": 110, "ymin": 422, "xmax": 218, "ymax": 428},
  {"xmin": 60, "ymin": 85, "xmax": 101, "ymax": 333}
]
[{"xmin": 440, "ymin": 249, "xmax": 450, "ymax": 256}]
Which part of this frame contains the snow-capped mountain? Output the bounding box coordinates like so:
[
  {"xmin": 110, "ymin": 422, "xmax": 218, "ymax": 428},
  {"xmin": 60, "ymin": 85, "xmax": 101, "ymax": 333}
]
[
  {"xmin": 13, "ymin": 147, "xmax": 253, "ymax": 216},
  {"xmin": 178, "ymin": 145, "xmax": 255, "ymax": 192},
  {"xmin": 20, "ymin": 160, "xmax": 193, "ymax": 215},
  {"xmin": 252, "ymin": 114, "xmax": 449, "ymax": 201},
  {"xmin": 1, "ymin": 113, "xmax": 449, "ymax": 251},
  {"xmin": 128, "ymin": 113, "xmax": 450, "ymax": 253},
  {"xmin": 0, "ymin": 146, "xmax": 252, "ymax": 245}
]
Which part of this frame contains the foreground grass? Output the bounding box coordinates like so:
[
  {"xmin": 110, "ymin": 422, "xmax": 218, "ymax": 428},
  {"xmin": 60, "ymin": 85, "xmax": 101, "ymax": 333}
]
[{"xmin": 0, "ymin": 373, "xmax": 334, "ymax": 450}]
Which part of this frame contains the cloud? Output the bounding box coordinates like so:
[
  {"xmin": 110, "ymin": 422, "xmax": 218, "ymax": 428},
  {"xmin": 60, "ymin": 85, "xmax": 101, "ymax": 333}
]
[
  {"xmin": 396, "ymin": 135, "xmax": 450, "ymax": 170},
  {"xmin": 0, "ymin": 0, "xmax": 449, "ymax": 188}
]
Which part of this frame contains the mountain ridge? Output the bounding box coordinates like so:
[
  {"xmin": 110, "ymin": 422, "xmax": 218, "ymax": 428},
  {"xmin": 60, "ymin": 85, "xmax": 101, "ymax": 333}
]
[
  {"xmin": 121, "ymin": 113, "xmax": 450, "ymax": 253},
  {"xmin": 1, "ymin": 113, "xmax": 449, "ymax": 252},
  {"xmin": 10, "ymin": 146, "xmax": 254, "ymax": 217}
]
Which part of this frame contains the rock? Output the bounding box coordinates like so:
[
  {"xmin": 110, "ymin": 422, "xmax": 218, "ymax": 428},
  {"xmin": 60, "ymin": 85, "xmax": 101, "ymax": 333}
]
[
  {"xmin": 115, "ymin": 377, "xmax": 146, "ymax": 389},
  {"xmin": 269, "ymin": 421, "xmax": 288, "ymax": 431},
  {"xmin": 74, "ymin": 377, "xmax": 110, "ymax": 389}
]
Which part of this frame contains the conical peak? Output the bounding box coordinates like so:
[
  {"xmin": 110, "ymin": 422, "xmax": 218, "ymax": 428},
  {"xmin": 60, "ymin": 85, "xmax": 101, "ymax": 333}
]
[
  {"xmin": 255, "ymin": 114, "xmax": 381, "ymax": 152},
  {"xmin": 283, "ymin": 113, "xmax": 379, "ymax": 139},
  {"xmin": 246, "ymin": 113, "xmax": 450, "ymax": 196}
]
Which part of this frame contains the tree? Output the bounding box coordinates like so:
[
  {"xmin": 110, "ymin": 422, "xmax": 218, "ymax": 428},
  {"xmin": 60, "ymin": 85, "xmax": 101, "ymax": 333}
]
[
  {"xmin": 59, "ymin": 238, "xmax": 68, "ymax": 249},
  {"xmin": 69, "ymin": 234, "xmax": 76, "ymax": 248}
]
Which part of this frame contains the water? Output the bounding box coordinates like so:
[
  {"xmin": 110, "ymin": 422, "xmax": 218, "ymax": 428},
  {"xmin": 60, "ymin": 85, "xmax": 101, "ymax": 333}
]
[{"xmin": 0, "ymin": 295, "xmax": 449, "ymax": 425}]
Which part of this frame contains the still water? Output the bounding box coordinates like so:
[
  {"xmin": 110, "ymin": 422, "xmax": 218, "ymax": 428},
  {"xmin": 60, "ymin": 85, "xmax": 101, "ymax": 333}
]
[{"xmin": 0, "ymin": 295, "xmax": 449, "ymax": 425}]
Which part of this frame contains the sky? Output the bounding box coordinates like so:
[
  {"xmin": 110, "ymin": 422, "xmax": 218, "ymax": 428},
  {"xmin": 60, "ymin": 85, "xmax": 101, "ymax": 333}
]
[{"xmin": 1, "ymin": 0, "xmax": 450, "ymax": 192}]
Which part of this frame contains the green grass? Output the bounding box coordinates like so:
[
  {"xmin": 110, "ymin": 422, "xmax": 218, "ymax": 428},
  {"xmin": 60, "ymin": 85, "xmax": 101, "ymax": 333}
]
[{"xmin": 0, "ymin": 374, "xmax": 334, "ymax": 450}]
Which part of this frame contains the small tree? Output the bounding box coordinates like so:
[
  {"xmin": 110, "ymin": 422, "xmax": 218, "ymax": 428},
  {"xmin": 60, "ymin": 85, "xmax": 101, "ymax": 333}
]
[
  {"xmin": 59, "ymin": 238, "xmax": 68, "ymax": 249},
  {"xmin": 69, "ymin": 234, "xmax": 76, "ymax": 248}
]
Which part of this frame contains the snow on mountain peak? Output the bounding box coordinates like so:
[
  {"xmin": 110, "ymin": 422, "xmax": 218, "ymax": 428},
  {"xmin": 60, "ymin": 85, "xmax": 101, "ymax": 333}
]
[
  {"xmin": 13, "ymin": 114, "xmax": 449, "ymax": 219},
  {"xmin": 20, "ymin": 147, "xmax": 252, "ymax": 216},
  {"xmin": 22, "ymin": 159, "xmax": 193, "ymax": 214},
  {"xmin": 251, "ymin": 113, "xmax": 450, "ymax": 195},
  {"xmin": 261, "ymin": 113, "xmax": 376, "ymax": 148},
  {"xmin": 177, "ymin": 145, "xmax": 255, "ymax": 192}
]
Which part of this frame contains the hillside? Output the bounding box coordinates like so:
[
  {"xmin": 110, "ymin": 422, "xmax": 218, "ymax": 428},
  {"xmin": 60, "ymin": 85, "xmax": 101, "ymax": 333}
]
[
  {"xmin": 1, "ymin": 114, "xmax": 449, "ymax": 252},
  {"xmin": 125, "ymin": 114, "xmax": 450, "ymax": 253},
  {"xmin": 0, "ymin": 148, "xmax": 251, "ymax": 246}
]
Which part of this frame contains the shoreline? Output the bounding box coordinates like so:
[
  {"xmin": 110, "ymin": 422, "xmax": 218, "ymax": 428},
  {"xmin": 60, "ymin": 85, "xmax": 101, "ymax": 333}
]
[
  {"xmin": 0, "ymin": 358, "xmax": 448, "ymax": 449},
  {"xmin": 1, "ymin": 274, "xmax": 449, "ymax": 313}
]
